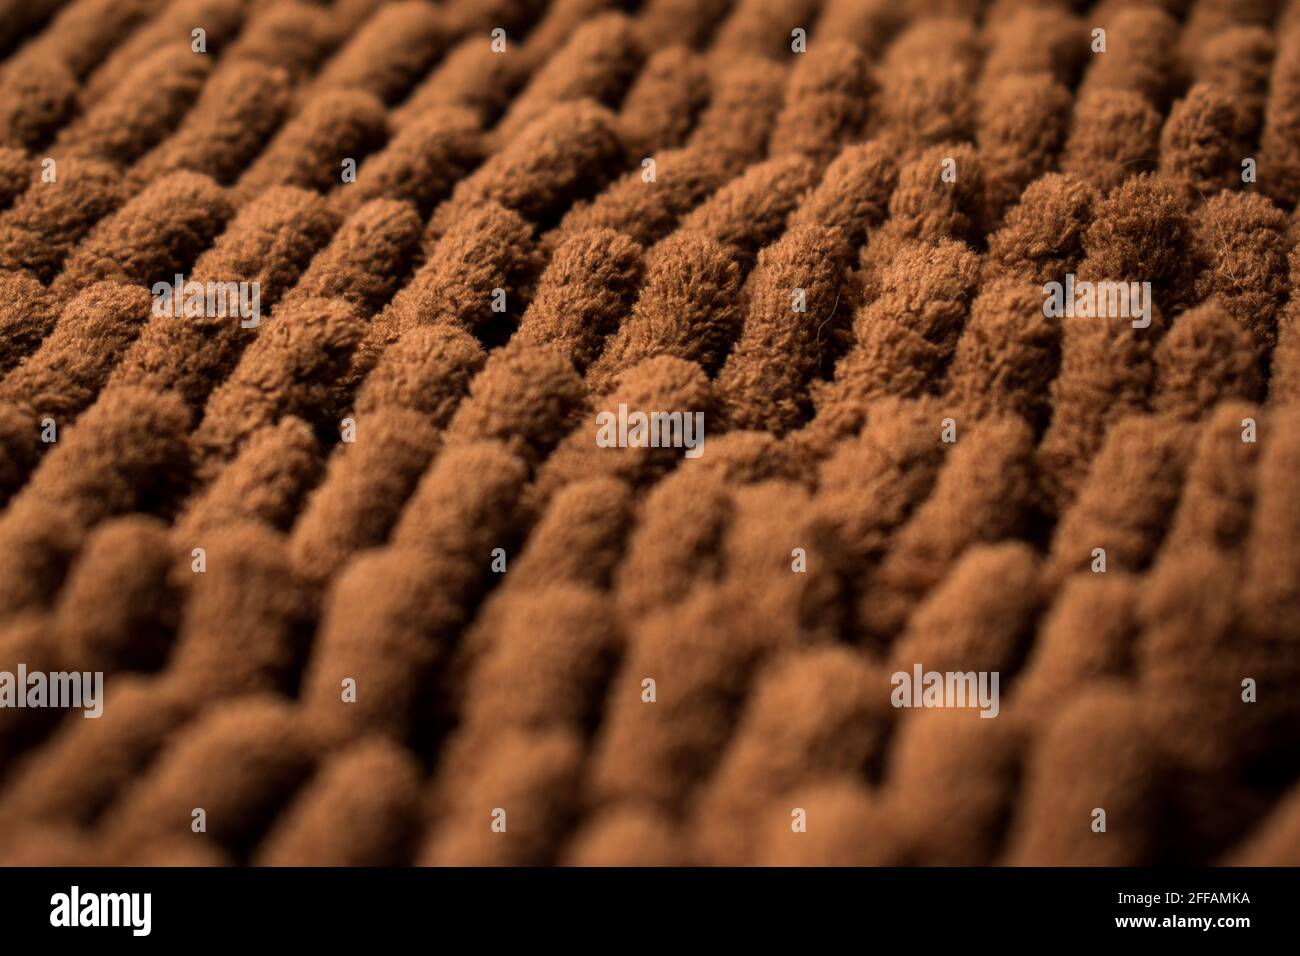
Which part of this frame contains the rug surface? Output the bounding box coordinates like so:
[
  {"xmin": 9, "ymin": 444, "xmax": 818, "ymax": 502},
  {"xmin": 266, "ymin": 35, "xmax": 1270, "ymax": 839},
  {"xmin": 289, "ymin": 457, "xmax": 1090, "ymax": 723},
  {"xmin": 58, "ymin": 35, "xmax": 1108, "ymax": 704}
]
[{"xmin": 0, "ymin": 0, "xmax": 1298, "ymax": 866}]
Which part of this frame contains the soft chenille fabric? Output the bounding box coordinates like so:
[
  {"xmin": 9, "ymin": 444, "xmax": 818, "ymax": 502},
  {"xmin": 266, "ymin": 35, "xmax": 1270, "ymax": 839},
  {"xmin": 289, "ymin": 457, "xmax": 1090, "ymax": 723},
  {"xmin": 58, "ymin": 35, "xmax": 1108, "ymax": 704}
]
[{"xmin": 0, "ymin": 0, "xmax": 1298, "ymax": 867}]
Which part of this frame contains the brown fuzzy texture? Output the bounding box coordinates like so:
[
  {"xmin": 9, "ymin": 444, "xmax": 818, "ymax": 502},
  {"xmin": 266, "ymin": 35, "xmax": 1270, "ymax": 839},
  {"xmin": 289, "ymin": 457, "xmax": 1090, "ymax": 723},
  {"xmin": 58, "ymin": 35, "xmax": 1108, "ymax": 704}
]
[
  {"xmin": 0, "ymin": 0, "xmax": 1298, "ymax": 869},
  {"xmin": 0, "ymin": 614, "xmax": 63, "ymax": 769},
  {"xmin": 0, "ymin": 158, "xmax": 127, "ymax": 283},
  {"xmin": 493, "ymin": 12, "xmax": 643, "ymax": 147},
  {"xmin": 0, "ymin": 675, "xmax": 199, "ymax": 830},
  {"xmin": 391, "ymin": 440, "xmax": 530, "ymax": 567},
  {"xmin": 877, "ymin": 705, "xmax": 1024, "ymax": 865},
  {"xmin": 1035, "ymin": 175, "xmax": 1196, "ymax": 506},
  {"xmin": 83, "ymin": 0, "xmax": 244, "ymax": 102},
  {"xmin": 103, "ymin": 697, "xmax": 320, "ymax": 860},
  {"xmin": 353, "ymin": 324, "xmax": 486, "ymax": 420},
  {"xmin": 0, "ymin": 386, "xmax": 189, "ymax": 618},
  {"xmin": 617, "ymin": 46, "xmax": 710, "ymax": 160},
  {"xmin": 1239, "ymin": 419, "xmax": 1300, "ymax": 641},
  {"xmin": 111, "ymin": 186, "xmax": 339, "ymax": 410},
  {"xmin": 393, "ymin": 37, "xmax": 519, "ymax": 130},
  {"xmin": 786, "ymin": 138, "xmax": 897, "ymax": 249},
  {"xmin": 1158, "ymin": 399, "xmax": 1259, "ymax": 560},
  {"xmin": 813, "ymin": 0, "xmax": 905, "ymax": 58},
  {"xmin": 982, "ymin": 172, "xmax": 1100, "ymax": 284},
  {"xmin": 685, "ymin": 58, "xmax": 787, "ymax": 171},
  {"xmin": 1258, "ymin": 25, "xmax": 1300, "ymax": 208},
  {"xmin": 176, "ymin": 417, "xmax": 322, "ymax": 539},
  {"xmin": 563, "ymin": 804, "xmax": 691, "ymax": 866},
  {"xmin": 532, "ymin": 355, "xmax": 714, "ymax": 505},
  {"xmin": 716, "ymin": 225, "xmax": 853, "ymax": 433},
  {"xmin": 692, "ymin": 646, "xmax": 892, "ymax": 865},
  {"xmin": 308, "ymin": 1, "xmax": 450, "ymax": 106},
  {"xmin": 126, "ymin": 62, "xmax": 292, "ymax": 189},
  {"xmin": 0, "ymin": 148, "xmax": 33, "ymax": 212},
  {"xmin": 1078, "ymin": 172, "xmax": 1195, "ymax": 303},
  {"xmin": 1189, "ymin": 191, "xmax": 1290, "ymax": 355},
  {"xmin": 166, "ymin": 524, "xmax": 317, "ymax": 699},
  {"xmin": 5, "ymin": 385, "xmax": 190, "ymax": 533},
  {"xmin": 978, "ymin": 74, "xmax": 1073, "ymax": 230},
  {"xmin": 224, "ymin": 2, "xmax": 338, "ymax": 81},
  {"xmin": 419, "ymin": 728, "xmax": 583, "ymax": 866},
  {"xmin": 255, "ymin": 739, "xmax": 423, "ymax": 866},
  {"xmin": 1060, "ymin": 87, "xmax": 1163, "ymax": 193},
  {"xmin": 710, "ymin": 0, "xmax": 821, "ymax": 64},
  {"xmin": 552, "ymin": 147, "xmax": 729, "ymax": 250},
  {"xmin": 281, "ymin": 198, "xmax": 422, "ymax": 317},
  {"xmin": 1036, "ymin": 306, "xmax": 1166, "ymax": 511},
  {"xmin": 1153, "ymin": 302, "xmax": 1264, "ymax": 418},
  {"xmin": 671, "ymin": 154, "xmax": 820, "ymax": 271},
  {"xmin": 635, "ymin": 0, "xmax": 729, "ymax": 51},
  {"xmin": 0, "ymin": 271, "xmax": 60, "ymax": 376},
  {"xmin": 980, "ymin": 6, "xmax": 1085, "ymax": 88},
  {"xmin": 55, "ymin": 47, "xmax": 209, "ymax": 166},
  {"xmin": 330, "ymin": 106, "xmax": 483, "ymax": 219},
  {"xmin": 1196, "ymin": 27, "xmax": 1272, "ymax": 143},
  {"xmin": 289, "ymin": 328, "xmax": 484, "ymax": 587},
  {"xmin": 379, "ymin": 201, "xmax": 539, "ymax": 355},
  {"xmin": 191, "ymin": 297, "xmax": 364, "ymax": 479},
  {"xmin": 875, "ymin": 18, "xmax": 981, "ymax": 152},
  {"xmin": 1159, "ymin": 83, "xmax": 1245, "ymax": 195},
  {"xmin": 515, "ymin": 228, "xmax": 645, "ymax": 371},
  {"xmin": 0, "ymin": 52, "xmax": 79, "ymax": 151},
  {"xmin": 299, "ymin": 547, "xmax": 460, "ymax": 743},
  {"xmin": 768, "ymin": 41, "xmax": 873, "ymax": 168},
  {"xmin": 50, "ymin": 171, "xmax": 234, "ymax": 305},
  {"xmin": 447, "ymin": 586, "xmax": 618, "ymax": 757},
  {"xmin": 232, "ymin": 90, "xmax": 390, "ymax": 204},
  {"xmin": 613, "ymin": 468, "xmax": 731, "ymax": 618},
  {"xmin": 862, "ymin": 415, "xmax": 1037, "ymax": 643},
  {"xmin": 808, "ymin": 396, "xmax": 949, "ymax": 565},
  {"xmin": 445, "ymin": 339, "xmax": 588, "ymax": 467},
  {"xmin": 0, "ymin": 282, "xmax": 152, "ymax": 422},
  {"xmin": 887, "ymin": 143, "xmax": 987, "ymax": 246},
  {"xmin": 288, "ymin": 407, "xmax": 440, "ymax": 587},
  {"xmin": 15, "ymin": 0, "xmax": 161, "ymax": 81},
  {"xmin": 587, "ymin": 587, "xmax": 771, "ymax": 811},
  {"xmin": 1005, "ymin": 686, "xmax": 1166, "ymax": 865},
  {"xmin": 426, "ymin": 99, "xmax": 625, "ymax": 240},
  {"xmin": 1136, "ymin": 546, "xmax": 1300, "ymax": 784},
  {"xmin": 588, "ymin": 230, "xmax": 741, "ymax": 392},
  {"xmin": 945, "ymin": 276, "xmax": 1062, "ymax": 430},
  {"xmin": 1079, "ymin": 6, "xmax": 1182, "ymax": 110},
  {"xmin": 507, "ymin": 479, "xmax": 633, "ymax": 591},
  {"xmin": 1044, "ymin": 415, "xmax": 1193, "ymax": 585},
  {"xmin": 827, "ymin": 239, "xmax": 981, "ymax": 410},
  {"xmin": 53, "ymin": 515, "xmax": 180, "ymax": 674},
  {"xmin": 1013, "ymin": 573, "xmax": 1140, "ymax": 720}
]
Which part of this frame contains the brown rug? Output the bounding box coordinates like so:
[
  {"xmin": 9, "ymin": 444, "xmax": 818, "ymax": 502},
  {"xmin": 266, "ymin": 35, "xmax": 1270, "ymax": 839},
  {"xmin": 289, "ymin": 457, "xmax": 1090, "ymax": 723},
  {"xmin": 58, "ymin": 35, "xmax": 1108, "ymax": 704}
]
[{"xmin": 0, "ymin": 0, "xmax": 1298, "ymax": 866}]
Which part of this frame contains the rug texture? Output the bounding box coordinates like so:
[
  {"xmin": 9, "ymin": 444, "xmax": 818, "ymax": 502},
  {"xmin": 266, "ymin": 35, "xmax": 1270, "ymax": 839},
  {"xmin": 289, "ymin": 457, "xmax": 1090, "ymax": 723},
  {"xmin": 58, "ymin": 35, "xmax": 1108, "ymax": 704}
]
[{"xmin": 0, "ymin": 0, "xmax": 1298, "ymax": 866}]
